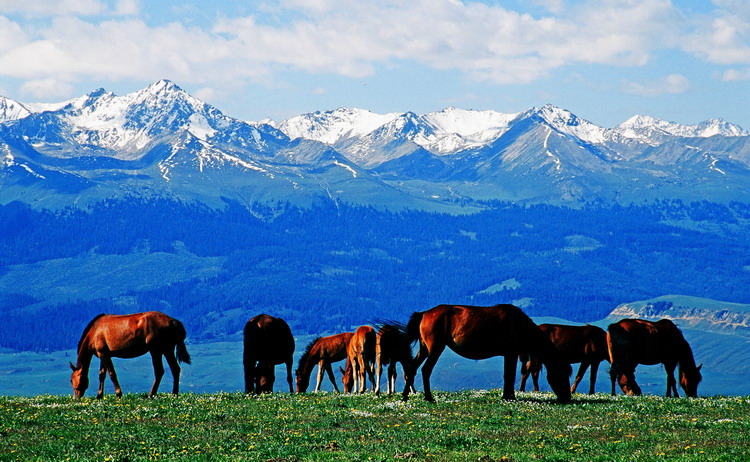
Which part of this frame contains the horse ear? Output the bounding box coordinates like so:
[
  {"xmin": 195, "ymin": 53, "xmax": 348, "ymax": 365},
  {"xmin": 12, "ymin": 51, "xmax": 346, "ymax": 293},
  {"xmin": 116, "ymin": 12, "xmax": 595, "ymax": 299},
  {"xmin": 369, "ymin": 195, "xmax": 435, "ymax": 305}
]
[
  {"xmin": 69, "ymin": 362, "xmax": 78, "ymax": 371},
  {"xmin": 339, "ymin": 367, "xmax": 345, "ymax": 374},
  {"xmin": 697, "ymin": 364, "xmax": 703, "ymax": 371}
]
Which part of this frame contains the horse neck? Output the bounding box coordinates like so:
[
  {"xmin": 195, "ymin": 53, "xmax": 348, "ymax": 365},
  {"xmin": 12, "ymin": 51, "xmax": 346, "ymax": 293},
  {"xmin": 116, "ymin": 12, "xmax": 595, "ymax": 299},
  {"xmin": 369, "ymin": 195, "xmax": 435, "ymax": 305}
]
[
  {"xmin": 297, "ymin": 351, "xmax": 317, "ymax": 378},
  {"xmin": 676, "ymin": 339, "xmax": 698, "ymax": 372},
  {"xmin": 74, "ymin": 342, "xmax": 95, "ymax": 372}
]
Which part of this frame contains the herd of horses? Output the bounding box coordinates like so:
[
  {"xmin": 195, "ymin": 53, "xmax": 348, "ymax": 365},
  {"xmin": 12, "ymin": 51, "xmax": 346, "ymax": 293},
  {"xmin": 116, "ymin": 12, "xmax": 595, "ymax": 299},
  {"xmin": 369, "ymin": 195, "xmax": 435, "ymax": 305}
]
[{"xmin": 70, "ymin": 304, "xmax": 703, "ymax": 403}]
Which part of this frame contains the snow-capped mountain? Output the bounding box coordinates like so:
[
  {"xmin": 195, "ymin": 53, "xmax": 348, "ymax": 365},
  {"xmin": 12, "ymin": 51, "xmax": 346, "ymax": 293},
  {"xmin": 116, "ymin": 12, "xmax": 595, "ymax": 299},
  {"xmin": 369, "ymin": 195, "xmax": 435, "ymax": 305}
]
[
  {"xmin": 2, "ymin": 80, "xmax": 750, "ymax": 210},
  {"xmin": 616, "ymin": 115, "xmax": 748, "ymax": 144},
  {"xmin": 0, "ymin": 96, "xmax": 30, "ymax": 123}
]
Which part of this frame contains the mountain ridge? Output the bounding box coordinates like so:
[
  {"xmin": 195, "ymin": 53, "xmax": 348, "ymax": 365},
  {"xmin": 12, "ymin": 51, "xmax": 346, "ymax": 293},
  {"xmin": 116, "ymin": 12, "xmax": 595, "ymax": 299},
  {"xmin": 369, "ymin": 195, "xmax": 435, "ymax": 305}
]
[{"xmin": 2, "ymin": 80, "xmax": 750, "ymax": 210}]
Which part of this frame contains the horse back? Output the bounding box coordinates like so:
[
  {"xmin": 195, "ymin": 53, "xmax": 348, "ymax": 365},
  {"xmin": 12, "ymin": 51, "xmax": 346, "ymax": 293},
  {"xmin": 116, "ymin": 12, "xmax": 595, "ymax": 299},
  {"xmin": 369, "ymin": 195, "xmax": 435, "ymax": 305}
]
[
  {"xmin": 84, "ymin": 311, "xmax": 179, "ymax": 358},
  {"xmin": 608, "ymin": 318, "xmax": 673, "ymax": 366},
  {"xmin": 542, "ymin": 324, "xmax": 608, "ymax": 363},
  {"xmin": 421, "ymin": 304, "xmax": 544, "ymax": 358},
  {"xmin": 244, "ymin": 314, "xmax": 295, "ymax": 362}
]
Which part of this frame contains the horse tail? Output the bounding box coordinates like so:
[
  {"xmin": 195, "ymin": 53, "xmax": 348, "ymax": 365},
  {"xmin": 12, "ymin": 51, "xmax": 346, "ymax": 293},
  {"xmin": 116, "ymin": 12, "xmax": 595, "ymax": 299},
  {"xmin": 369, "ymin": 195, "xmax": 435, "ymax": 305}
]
[
  {"xmin": 405, "ymin": 311, "xmax": 423, "ymax": 344},
  {"xmin": 606, "ymin": 322, "xmax": 626, "ymax": 365},
  {"xmin": 172, "ymin": 319, "xmax": 192, "ymax": 365}
]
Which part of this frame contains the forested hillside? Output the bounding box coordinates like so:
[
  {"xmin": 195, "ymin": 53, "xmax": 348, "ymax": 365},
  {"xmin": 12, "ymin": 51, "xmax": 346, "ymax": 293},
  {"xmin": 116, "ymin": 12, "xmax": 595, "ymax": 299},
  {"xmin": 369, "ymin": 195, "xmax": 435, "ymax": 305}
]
[{"xmin": 2, "ymin": 198, "xmax": 750, "ymax": 352}]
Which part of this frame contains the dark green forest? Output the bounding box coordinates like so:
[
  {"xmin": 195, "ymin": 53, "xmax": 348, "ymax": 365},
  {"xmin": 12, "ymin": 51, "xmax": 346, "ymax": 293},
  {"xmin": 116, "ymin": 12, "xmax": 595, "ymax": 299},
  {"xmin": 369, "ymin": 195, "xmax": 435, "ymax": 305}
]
[{"xmin": 2, "ymin": 198, "xmax": 750, "ymax": 352}]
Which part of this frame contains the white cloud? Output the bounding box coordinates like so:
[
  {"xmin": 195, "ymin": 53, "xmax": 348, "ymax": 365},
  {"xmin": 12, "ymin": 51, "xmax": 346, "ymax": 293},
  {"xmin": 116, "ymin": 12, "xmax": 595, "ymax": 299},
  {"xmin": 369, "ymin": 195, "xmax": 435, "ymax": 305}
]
[
  {"xmin": 722, "ymin": 68, "xmax": 750, "ymax": 81},
  {"xmin": 622, "ymin": 74, "xmax": 689, "ymax": 96},
  {"xmin": 0, "ymin": 0, "xmax": 741, "ymax": 102},
  {"xmin": 0, "ymin": 0, "xmax": 107, "ymax": 16},
  {"xmin": 682, "ymin": 2, "xmax": 750, "ymax": 65},
  {"xmin": 20, "ymin": 78, "xmax": 73, "ymax": 99}
]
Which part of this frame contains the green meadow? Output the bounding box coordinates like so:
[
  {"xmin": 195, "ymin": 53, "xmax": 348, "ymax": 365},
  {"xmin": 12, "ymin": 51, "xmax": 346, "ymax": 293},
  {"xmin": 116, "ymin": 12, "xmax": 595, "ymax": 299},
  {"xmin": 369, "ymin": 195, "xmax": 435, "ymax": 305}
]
[{"xmin": 1, "ymin": 391, "xmax": 748, "ymax": 461}]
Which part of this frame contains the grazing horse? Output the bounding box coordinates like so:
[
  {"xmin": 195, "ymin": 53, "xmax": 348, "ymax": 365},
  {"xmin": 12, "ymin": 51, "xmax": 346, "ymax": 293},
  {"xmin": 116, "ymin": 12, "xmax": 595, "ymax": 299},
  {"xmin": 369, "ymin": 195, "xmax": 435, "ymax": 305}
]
[
  {"xmin": 243, "ymin": 314, "xmax": 295, "ymax": 394},
  {"xmin": 607, "ymin": 318, "xmax": 703, "ymax": 397},
  {"xmin": 70, "ymin": 312, "xmax": 191, "ymax": 399},
  {"xmin": 346, "ymin": 325, "xmax": 376, "ymax": 393},
  {"xmin": 403, "ymin": 304, "xmax": 572, "ymax": 403},
  {"xmin": 296, "ymin": 332, "xmax": 353, "ymax": 393},
  {"xmin": 374, "ymin": 323, "xmax": 415, "ymax": 396},
  {"xmin": 519, "ymin": 324, "xmax": 609, "ymax": 394}
]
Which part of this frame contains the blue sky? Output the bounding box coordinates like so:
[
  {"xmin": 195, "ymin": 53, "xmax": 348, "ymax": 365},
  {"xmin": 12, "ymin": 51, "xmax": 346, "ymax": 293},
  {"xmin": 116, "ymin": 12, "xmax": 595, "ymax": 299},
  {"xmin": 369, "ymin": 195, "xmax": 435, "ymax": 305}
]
[{"xmin": 0, "ymin": 0, "xmax": 749, "ymax": 129}]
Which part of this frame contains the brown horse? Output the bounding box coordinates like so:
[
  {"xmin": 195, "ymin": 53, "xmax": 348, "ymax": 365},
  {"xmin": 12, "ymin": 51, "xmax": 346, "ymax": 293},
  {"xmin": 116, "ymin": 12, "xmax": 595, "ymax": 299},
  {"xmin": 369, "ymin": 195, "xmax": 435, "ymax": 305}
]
[
  {"xmin": 70, "ymin": 311, "xmax": 191, "ymax": 399},
  {"xmin": 296, "ymin": 332, "xmax": 353, "ymax": 393},
  {"xmin": 374, "ymin": 323, "xmax": 415, "ymax": 396},
  {"xmin": 243, "ymin": 314, "xmax": 295, "ymax": 394},
  {"xmin": 607, "ymin": 318, "xmax": 703, "ymax": 397},
  {"xmin": 403, "ymin": 304, "xmax": 572, "ymax": 403},
  {"xmin": 346, "ymin": 325, "xmax": 376, "ymax": 393},
  {"xmin": 519, "ymin": 324, "xmax": 609, "ymax": 394}
]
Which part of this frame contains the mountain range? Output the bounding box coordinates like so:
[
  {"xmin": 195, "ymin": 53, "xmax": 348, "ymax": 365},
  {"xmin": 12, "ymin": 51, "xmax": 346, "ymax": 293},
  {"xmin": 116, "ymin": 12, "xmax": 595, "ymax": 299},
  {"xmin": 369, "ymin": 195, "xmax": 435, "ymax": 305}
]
[{"xmin": 2, "ymin": 80, "xmax": 750, "ymax": 211}]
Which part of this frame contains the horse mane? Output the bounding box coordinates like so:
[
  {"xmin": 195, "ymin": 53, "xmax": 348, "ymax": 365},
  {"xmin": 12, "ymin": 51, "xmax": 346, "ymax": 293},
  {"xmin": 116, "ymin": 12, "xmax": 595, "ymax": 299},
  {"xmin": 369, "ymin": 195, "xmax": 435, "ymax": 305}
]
[
  {"xmin": 298, "ymin": 337, "xmax": 322, "ymax": 369},
  {"xmin": 77, "ymin": 313, "xmax": 107, "ymax": 353},
  {"xmin": 370, "ymin": 318, "xmax": 407, "ymax": 334}
]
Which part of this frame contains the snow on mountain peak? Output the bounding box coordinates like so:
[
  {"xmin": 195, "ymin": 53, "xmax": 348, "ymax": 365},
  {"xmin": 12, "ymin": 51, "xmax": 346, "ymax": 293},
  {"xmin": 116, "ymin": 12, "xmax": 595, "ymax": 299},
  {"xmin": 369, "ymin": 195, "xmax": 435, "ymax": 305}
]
[
  {"xmin": 276, "ymin": 107, "xmax": 400, "ymax": 145},
  {"xmin": 528, "ymin": 104, "xmax": 609, "ymax": 144},
  {"xmin": 0, "ymin": 96, "xmax": 31, "ymax": 123},
  {"xmin": 617, "ymin": 115, "xmax": 748, "ymax": 140}
]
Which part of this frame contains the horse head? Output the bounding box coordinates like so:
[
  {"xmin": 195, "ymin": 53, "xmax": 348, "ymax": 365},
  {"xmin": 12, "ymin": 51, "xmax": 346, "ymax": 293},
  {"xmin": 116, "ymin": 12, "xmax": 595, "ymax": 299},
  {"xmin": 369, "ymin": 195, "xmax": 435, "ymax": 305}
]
[
  {"xmin": 680, "ymin": 363, "xmax": 703, "ymax": 398},
  {"xmin": 69, "ymin": 362, "xmax": 88, "ymax": 399},
  {"xmin": 294, "ymin": 369, "xmax": 309, "ymax": 393},
  {"xmin": 545, "ymin": 360, "xmax": 572, "ymax": 403},
  {"xmin": 340, "ymin": 366, "xmax": 353, "ymax": 393}
]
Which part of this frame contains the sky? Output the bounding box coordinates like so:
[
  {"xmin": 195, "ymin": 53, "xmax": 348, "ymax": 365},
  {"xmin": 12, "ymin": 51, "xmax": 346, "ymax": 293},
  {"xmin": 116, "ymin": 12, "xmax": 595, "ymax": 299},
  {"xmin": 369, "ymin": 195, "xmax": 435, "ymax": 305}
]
[{"xmin": 0, "ymin": 0, "xmax": 749, "ymax": 129}]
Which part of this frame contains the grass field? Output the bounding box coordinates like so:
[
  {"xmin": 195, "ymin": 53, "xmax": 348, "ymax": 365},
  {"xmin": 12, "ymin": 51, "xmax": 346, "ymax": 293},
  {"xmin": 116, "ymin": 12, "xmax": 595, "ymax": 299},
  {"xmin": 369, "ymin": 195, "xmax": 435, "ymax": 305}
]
[{"xmin": 1, "ymin": 390, "xmax": 748, "ymax": 461}]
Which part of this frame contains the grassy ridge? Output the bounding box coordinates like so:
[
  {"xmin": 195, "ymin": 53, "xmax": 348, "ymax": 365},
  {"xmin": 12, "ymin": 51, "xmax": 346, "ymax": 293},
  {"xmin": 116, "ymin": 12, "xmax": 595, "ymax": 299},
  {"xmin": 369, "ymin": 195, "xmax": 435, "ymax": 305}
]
[{"xmin": 1, "ymin": 391, "xmax": 748, "ymax": 461}]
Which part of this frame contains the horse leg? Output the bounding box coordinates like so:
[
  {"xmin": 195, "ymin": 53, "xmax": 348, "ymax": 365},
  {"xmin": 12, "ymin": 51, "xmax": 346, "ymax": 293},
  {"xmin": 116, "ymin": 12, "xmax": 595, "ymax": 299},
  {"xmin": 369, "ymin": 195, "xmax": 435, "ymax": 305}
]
[
  {"xmin": 665, "ymin": 362, "xmax": 679, "ymax": 398},
  {"xmin": 314, "ymin": 362, "xmax": 325, "ymax": 392},
  {"xmin": 286, "ymin": 359, "xmax": 294, "ymax": 394},
  {"xmin": 403, "ymin": 344, "xmax": 428, "ymax": 401},
  {"xmin": 420, "ymin": 344, "xmax": 445, "ymax": 403},
  {"xmin": 96, "ymin": 360, "xmax": 107, "ymax": 399},
  {"xmin": 531, "ymin": 361, "xmax": 541, "ymax": 392},
  {"xmin": 352, "ymin": 357, "xmax": 362, "ymax": 394},
  {"xmin": 374, "ymin": 355, "xmax": 383, "ymax": 396},
  {"xmin": 101, "ymin": 356, "xmax": 123, "ymax": 398},
  {"xmin": 164, "ymin": 349, "xmax": 181, "ymax": 396},
  {"xmin": 388, "ymin": 363, "xmax": 397, "ymax": 395},
  {"xmin": 571, "ymin": 362, "xmax": 589, "ymax": 394},
  {"xmin": 502, "ymin": 355, "xmax": 518, "ymax": 400},
  {"xmin": 244, "ymin": 355, "xmax": 256, "ymax": 394},
  {"xmin": 325, "ymin": 363, "xmax": 341, "ymax": 393},
  {"xmin": 149, "ymin": 352, "xmax": 165, "ymax": 398},
  {"xmin": 519, "ymin": 356, "xmax": 529, "ymax": 392},
  {"xmin": 588, "ymin": 361, "xmax": 600, "ymax": 395},
  {"xmin": 609, "ymin": 363, "xmax": 618, "ymax": 395}
]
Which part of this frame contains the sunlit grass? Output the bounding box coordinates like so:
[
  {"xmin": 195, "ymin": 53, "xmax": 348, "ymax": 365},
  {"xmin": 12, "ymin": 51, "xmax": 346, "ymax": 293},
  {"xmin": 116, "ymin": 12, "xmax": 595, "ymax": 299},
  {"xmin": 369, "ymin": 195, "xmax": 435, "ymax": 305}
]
[{"xmin": 1, "ymin": 391, "xmax": 748, "ymax": 461}]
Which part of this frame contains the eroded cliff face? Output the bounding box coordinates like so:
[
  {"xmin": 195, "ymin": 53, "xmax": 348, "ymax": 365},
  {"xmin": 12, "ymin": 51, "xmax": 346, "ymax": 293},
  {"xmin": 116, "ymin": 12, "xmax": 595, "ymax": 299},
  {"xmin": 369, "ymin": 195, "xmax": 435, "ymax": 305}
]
[{"xmin": 608, "ymin": 296, "xmax": 750, "ymax": 334}]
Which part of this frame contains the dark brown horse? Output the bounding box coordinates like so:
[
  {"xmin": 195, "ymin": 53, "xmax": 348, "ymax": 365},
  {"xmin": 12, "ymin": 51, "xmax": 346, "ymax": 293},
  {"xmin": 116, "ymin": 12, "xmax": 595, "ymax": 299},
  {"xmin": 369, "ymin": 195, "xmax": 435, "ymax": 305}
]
[
  {"xmin": 243, "ymin": 314, "xmax": 295, "ymax": 394},
  {"xmin": 296, "ymin": 332, "xmax": 353, "ymax": 393},
  {"xmin": 607, "ymin": 318, "xmax": 703, "ymax": 397},
  {"xmin": 519, "ymin": 324, "xmax": 609, "ymax": 394},
  {"xmin": 70, "ymin": 312, "xmax": 191, "ymax": 399},
  {"xmin": 403, "ymin": 304, "xmax": 572, "ymax": 403},
  {"xmin": 374, "ymin": 323, "xmax": 415, "ymax": 396}
]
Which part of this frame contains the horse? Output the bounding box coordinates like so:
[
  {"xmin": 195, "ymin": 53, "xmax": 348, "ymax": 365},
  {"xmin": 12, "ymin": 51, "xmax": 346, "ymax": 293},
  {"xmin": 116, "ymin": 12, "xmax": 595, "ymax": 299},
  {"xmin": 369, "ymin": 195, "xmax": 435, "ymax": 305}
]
[
  {"xmin": 519, "ymin": 324, "xmax": 609, "ymax": 394},
  {"xmin": 374, "ymin": 323, "xmax": 415, "ymax": 396},
  {"xmin": 346, "ymin": 325, "xmax": 376, "ymax": 393},
  {"xmin": 243, "ymin": 314, "xmax": 295, "ymax": 394},
  {"xmin": 69, "ymin": 311, "xmax": 191, "ymax": 399},
  {"xmin": 295, "ymin": 332, "xmax": 353, "ymax": 393},
  {"xmin": 402, "ymin": 304, "xmax": 572, "ymax": 403},
  {"xmin": 607, "ymin": 318, "xmax": 702, "ymax": 397}
]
